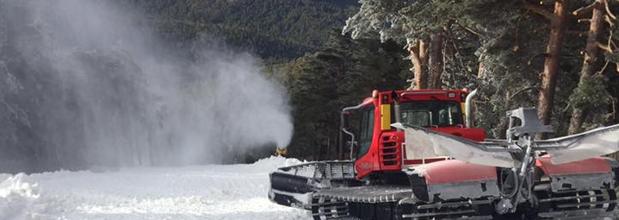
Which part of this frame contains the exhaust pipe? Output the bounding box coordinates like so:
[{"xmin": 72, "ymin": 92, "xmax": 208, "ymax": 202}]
[
  {"xmin": 393, "ymin": 91, "xmax": 401, "ymax": 130},
  {"xmin": 465, "ymin": 89, "xmax": 478, "ymax": 128}
]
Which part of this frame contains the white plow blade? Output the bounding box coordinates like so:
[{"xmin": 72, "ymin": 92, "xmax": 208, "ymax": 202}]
[
  {"xmin": 393, "ymin": 123, "xmax": 514, "ymax": 168},
  {"xmin": 539, "ymin": 124, "xmax": 619, "ymax": 164}
]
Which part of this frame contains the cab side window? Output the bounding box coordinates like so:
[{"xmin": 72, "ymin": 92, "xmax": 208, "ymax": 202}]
[{"xmin": 357, "ymin": 107, "xmax": 374, "ymax": 158}]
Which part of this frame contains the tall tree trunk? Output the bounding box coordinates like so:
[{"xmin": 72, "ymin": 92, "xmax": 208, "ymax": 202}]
[
  {"xmin": 568, "ymin": 0, "xmax": 605, "ymax": 134},
  {"xmin": 428, "ymin": 32, "xmax": 444, "ymax": 89},
  {"xmin": 408, "ymin": 39, "xmax": 428, "ymax": 89},
  {"xmin": 537, "ymin": 0, "xmax": 568, "ymax": 129}
]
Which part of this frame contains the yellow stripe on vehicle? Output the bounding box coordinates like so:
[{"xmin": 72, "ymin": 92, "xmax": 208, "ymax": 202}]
[{"xmin": 380, "ymin": 104, "xmax": 391, "ymax": 130}]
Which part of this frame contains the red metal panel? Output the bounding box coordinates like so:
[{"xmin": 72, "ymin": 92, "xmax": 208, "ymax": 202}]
[
  {"xmin": 354, "ymin": 97, "xmax": 381, "ymax": 179},
  {"xmin": 536, "ymin": 156, "xmax": 611, "ymax": 175},
  {"xmin": 417, "ymin": 160, "xmax": 497, "ymax": 185}
]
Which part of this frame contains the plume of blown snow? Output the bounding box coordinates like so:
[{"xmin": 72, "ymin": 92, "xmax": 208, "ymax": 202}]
[{"xmin": 0, "ymin": 0, "xmax": 293, "ymax": 168}]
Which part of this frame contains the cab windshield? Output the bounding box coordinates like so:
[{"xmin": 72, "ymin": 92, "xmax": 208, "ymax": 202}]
[{"xmin": 399, "ymin": 101, "xmax": 463, "ymax": 127}]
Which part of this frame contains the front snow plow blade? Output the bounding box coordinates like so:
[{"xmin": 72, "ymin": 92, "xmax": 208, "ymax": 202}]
[
  {"xmin": 269, "ymin": 171, "xmax": 315, "ymax": 207},
  {"xmin": 268, "ymin": 161, "xmax": 360, "ymax": 209}
]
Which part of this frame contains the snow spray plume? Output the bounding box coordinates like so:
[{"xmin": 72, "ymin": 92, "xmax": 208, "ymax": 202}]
[{"xmin": 0, "ymin": 0, "xmax": 292, "ymax": 170}]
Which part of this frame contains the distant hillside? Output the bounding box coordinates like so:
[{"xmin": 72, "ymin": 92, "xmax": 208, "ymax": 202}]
[{"xmin": 124, "ymin": 0, "xmax": 359, "ymax": 60}]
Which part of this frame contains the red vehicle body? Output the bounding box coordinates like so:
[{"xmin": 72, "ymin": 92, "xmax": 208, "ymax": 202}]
[
  {"xmin": 351, "ymin": 89, "xmax": 487, "ymax": 179},
  {"xmin": 270, "ymin": 89, "xmax": 619, "ymax": 220}
]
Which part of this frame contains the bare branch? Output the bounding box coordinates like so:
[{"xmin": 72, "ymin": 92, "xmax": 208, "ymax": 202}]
[
  {"xmin": 595, "ymin": 60, "xmax": 610, "ymax": 75},
  {"xmin": 604, "ymin": 15, "xmax": 615, "ymax": 27},
  {"xmin": 606, "ymin": 24, "xmax": 616, "ymax": 53},
  {"xmin": 522, "ymin": 0, "xmax": 557, "ymax": 21},
  {"xmin": 562, "ymin": 102, "xmax": 572, "ymax": 112},
  {"xmin": 597, "ymin": 42, "xmax": 613, "ymax": 53},
  {"xmin": 573, "ymin": 2, "xmax": 598, "ymax": 18},
  {"xmin": 509, "ymin": 87, "xmax": 535, "ymax": 99},
  {"xmin": 455, "ymin": 21, "xmax": 482, "ymax": 38},
  {"xmin": 608, "ymin": 27, "xmax": 616, "ymax": 52},
  {"xmin": 604, "ymin": 0, "xmax": 617, "ymax": 20}
]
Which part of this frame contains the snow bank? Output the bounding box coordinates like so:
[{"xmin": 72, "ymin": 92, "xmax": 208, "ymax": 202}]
[
  {"xmin": 0, "ymin": 174, "xmax": 39, "ymax": 198},
  {"xmin": 249, "ymin": 156, "xmax": 305, "ymax": 171},
  {"xmin": 0, "ymin": 157, "xmax": 310, "ymax": 220},
  {"xmin": 0, "ymin": 174, "xmax": 41, "ymax": 220}
]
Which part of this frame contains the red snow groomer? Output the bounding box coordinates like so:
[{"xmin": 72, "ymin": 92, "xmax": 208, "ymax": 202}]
[{"xmin": 269, "ymin": 89, "xmax": 619, "ymax": 220}]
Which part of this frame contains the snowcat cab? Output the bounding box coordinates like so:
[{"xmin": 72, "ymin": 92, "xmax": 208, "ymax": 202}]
[
  {"xmin": 269, "ymin": 89, "xmax": 619, "ymax": 220},
  {"xmin": 340, "ymin": 89, "xmax": 486, "ymax": 180}
]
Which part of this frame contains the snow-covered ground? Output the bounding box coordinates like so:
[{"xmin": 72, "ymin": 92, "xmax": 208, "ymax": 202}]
[{"xmin": 0, "ymin": 157, "xmax": 311, "ymax": 220}]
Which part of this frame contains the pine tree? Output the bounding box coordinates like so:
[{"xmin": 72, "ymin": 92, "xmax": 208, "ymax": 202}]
[
  {"xmin": 523, "ymin": 0, "xmax": 569, "ymax": 129},
  {"xmin": 343, "ymin": 0, "xmax": 549, "ymax": 137},
  {"xmin": 282, "ymin": 31, "xmax": 409, "ymax": 160},
  {"xmin": 568, "ymin": 0, "xmax": 616, "ymax": 134},
  {"xmin": 342, "ymin": 0, "xmax": 447, "ymax": 89}
]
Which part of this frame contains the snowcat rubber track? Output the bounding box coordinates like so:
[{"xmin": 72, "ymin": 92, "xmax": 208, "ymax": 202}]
[
  {"xmin": 310, "ymin": 185, "xmax": 496, "ymax": 220},
  {"xmin": 311, "ymin": 196, "xmax": 352, "ymax": 220},
  {"xmin": 311, "ymin": 185, "xmax": 412, "ymax": 220},
  {"xmin": 534, "ymin": 187, "xmax": 619, "ymax": 219},
  {"xmin": 268, "ymin": 161, "xmax": 361, "ymax": 209},
  {"xmin": 398, "ymin": 198, "xmax": 494, "ymax": 220}
]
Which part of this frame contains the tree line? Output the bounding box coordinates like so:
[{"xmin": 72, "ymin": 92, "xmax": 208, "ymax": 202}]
[{"xmin": 2, "ymin": 0, "xmax": 618, "ymax": 166}]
